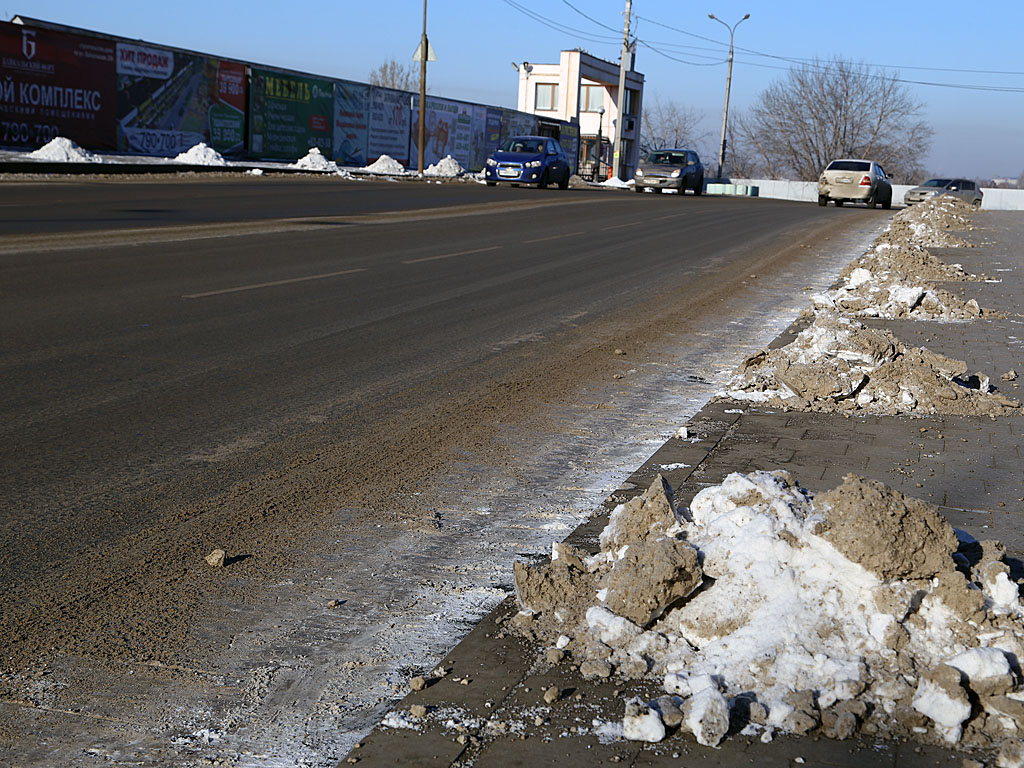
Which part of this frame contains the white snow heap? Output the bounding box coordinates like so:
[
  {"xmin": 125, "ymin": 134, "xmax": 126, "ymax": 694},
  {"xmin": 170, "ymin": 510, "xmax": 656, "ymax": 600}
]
[
  {"xmin": 424, "ymin": 155, "xmax": 464, "ymax": 177},
  {"xmin": 27, "ymin": 136, "xmax": 100, "ymax": 163},
  {"xmin": 174, "ymin": 143, "xmax": 227, "ymax": 166},
  {"xmin": 513, "ymin": 471, "xmax": 1024, "ymax": 749},
  {"xmin": 364, "ymin": 155, "xmax": 407, "ymax": 175},
  {"xmin": 292, "ymin": 147, "xmax": 338, "ymax": 173}
]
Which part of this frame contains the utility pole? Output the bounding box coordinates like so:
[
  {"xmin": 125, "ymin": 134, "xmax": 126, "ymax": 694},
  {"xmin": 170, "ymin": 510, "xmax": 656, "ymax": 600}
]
[
  {"xmin": 709, "ymin": 12, "xmax": 749, "ymax": 181},
  {"xmin": 417, "ymin": 0, "xmax": 428, "ymax": 177},
  {"xmin": 611, "ymin": 0, "xmax": 631, "ymax": 181}
]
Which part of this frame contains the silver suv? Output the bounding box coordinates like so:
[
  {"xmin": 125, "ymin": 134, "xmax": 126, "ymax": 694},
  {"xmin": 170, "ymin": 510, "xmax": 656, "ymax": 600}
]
[
  {"xmin": 904, "ymin": 178, "xmax": 983, "ymax": 208},
  {"xmin": 818, "ymin": 159, "xmax": 893, "ymax": 209}
]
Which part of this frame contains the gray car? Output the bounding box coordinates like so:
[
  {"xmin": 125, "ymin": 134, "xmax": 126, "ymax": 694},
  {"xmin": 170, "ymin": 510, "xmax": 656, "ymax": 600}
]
[
  {"xmin": 904, "ymin": 178, "xmax": 983, "ymax": 208},
  {"xmin": 633, "ymin": 149, "xmax": 703, "ymax": 195}
]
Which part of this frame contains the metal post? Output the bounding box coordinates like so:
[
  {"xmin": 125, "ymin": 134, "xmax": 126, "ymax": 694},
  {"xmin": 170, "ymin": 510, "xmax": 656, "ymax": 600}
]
[
  {"xmin": 595, "ymin": 106, "xmax": 604, "ymax": 181},
  {"xmin": 611, "ymin": 0, "xmax": 631, "ymax": 181},
  {"xmin": 417, "ymin": 0, "xmax": 428, "ymax": 177},
  {"xmin": 709, "ymin": 13, "xmax": 749, "ymax": 181}
]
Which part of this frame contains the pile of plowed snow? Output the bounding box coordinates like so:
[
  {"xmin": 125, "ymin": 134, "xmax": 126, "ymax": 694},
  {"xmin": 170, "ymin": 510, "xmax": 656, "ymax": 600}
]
[
  {"xmin": 27, "ymin": 137, "xmax": 99, "ymax": 163},
  {"xmin": 364, "ymin": 155, "xmax": 406, "ymax": 175},
  {"xmin": 718, "ymin": 314, "xmax": 1017, "ymax": 416},
  {"xmin": 424, "ymin": 155, "xmax": 463, "ymax": 177},
  {"xmin": 174, "ymin": 143, "xmax": 227, "ymax": 166},
  {"xmin": 513, "ymin": 473, "xmax": 1024, "ymax": 754}
]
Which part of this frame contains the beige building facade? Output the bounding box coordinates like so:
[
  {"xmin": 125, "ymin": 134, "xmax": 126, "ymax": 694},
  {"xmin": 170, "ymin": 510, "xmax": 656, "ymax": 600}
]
[{"xmin": 516, "ymin": 49, "xmax": 644, "ymax": 181}]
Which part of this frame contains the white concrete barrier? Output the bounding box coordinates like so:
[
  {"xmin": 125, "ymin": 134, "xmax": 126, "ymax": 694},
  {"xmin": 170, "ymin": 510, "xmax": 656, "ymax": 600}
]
[{"xmin": 726, "ymin": 178, "xmax": 1024, "ymax": 211}]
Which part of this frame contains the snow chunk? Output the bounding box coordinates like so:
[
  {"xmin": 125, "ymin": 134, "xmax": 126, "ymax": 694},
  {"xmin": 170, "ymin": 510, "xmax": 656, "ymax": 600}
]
[
  {"xmin": 622, "ymin": 698, "xmax": 665, "ymax": 742},
  {"xmin": 174, "ymin": 142, "xmax": 227, "ymax": 166},
  {"xmin": 364, "ymin": 155, "xmax": 407, "ymax": 175},
  {"xmin": 424, "ymin": 155, "xmax": 464, "ymax": 177},
  {"xmin": 28, "ymin": 137, "xmax": 99, "ymax": 163}
]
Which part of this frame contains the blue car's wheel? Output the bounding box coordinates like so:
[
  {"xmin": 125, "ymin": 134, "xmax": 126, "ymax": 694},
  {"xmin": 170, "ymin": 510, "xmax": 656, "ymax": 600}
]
[{"xmin": 538, "ymin": 169, "xmax": 549, "ymax": 189}]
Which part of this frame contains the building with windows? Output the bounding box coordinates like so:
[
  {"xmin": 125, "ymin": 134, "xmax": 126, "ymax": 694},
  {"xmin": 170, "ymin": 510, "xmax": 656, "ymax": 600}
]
[{"xmin": 516, "ymin": 49, "xmax": 644, "ymax": 181}]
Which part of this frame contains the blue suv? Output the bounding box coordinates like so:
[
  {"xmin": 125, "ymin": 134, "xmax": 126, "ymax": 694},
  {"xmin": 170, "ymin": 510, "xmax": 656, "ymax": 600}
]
[{"xmin": 484, "ymin": 135, "xmax": 571, "ymax": 189}]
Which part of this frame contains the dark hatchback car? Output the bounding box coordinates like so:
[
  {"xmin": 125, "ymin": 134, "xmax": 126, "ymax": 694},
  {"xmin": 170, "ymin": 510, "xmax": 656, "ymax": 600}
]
[
  {"xmin": 633, "ymin": 149, "xmax": 704, "ymax": 194},
  {"xmin": 484, "ymin": 135, "xmax": 571, "ymax": 189}
]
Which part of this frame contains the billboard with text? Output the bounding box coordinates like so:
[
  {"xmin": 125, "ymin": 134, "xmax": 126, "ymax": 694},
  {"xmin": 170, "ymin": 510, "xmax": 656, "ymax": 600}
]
[
  {"xmin": 367, "ymin": 86, "xmax": 410, "ymax": 165},
  {"xmin": 116, "ymin": 42, "xmax": 246, "ymax": 156},
  {"xmin": 333, "ymin": 80, "xmax": 368, "ymax": 166},
  {"xmin": 0, "ymin": 21, "xmax": 116, "ymax": 150},
  {"xmin": 249, "ymin": 67, "xmax": 333, "ymax": 160}
]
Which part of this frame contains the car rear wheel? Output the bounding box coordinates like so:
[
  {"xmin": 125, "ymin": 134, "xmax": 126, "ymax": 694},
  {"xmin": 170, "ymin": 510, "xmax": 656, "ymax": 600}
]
[
  {"xmin": 818, "ymin": 195, "xmax": 828, "ymax": 207},
  {"xmin": 867, "ymin": 195, "xmax": 877, "ymax": 209},
  {"xmin": 882, "ymin": 196, "xmax": 892, "ymax": 210},
  {"xmin": 693, "ymin": 175, "xmax": 704, "ymax": 195},
  {"xmin": 558, "ymin": 169, "xmax": 569, "ymax": 190},
  {"xmin": 973, "ymin": 199, "xmax": 982, "ymax": 209}
]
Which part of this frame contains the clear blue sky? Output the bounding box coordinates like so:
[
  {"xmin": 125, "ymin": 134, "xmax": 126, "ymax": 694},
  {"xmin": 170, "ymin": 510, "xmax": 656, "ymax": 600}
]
[{"xmin": 14, "ymin": 0, "xmax": 1024, "ymax": 178}]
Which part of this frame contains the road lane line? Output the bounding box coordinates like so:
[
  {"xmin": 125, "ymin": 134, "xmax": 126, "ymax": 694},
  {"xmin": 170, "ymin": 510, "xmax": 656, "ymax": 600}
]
[
  {"xmin": 523, "ymin": 231, "xmax": 584, "ymax": 243},
  {"xmin": 600, "ymin": 221, "xmax": 639, "ymax": 231},
  {"xmin": 182, "ymin": 267, "xmax": 367, "ymax": 299},
  {"xmin": 402, "ymin": 245, "xmax": 501, "ymax": 264}
]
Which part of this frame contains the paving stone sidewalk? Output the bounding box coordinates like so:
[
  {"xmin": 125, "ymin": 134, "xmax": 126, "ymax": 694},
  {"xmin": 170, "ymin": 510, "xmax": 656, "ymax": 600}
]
[{"xmin": 342, "ymin": 212, "xmax": 1023, "ymax": 768}]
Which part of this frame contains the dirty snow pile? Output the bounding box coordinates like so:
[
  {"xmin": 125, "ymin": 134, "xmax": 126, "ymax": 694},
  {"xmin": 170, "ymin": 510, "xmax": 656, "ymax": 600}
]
[
  {"xmin": 424, "ymin": 155, "xmax": 464, "ymax": 177},
  {"xmin": 174, "ymin": 142, "xmax": 227, "ymax": 166},
  {"xmin": 363, "ymin": 154, "xmax": 407, "ymax": 175},
  {"xmin": 891, "ymin": 196, "xmax": 976, "ymax": 248},
  {"xmin": 513, "ymin": 473, "xmax": 1024, "ymax": 754},
  {"xmin": 717, "ymin": 313, "xmax": 1018, "ymax": 416},
  {"xmin": 27, "ymin": 136, "xmax": 100, "ymax": 163},
  {"xmin": 811, "ymin": 196, "xmax": 988, "ymax": 320}
]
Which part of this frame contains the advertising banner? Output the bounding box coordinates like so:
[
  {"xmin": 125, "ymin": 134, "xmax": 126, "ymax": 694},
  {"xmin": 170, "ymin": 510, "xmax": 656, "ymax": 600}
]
[
  {"xmin": 249, "ymin": 67, "xmax": 333, "ymax": 160},
  {"xmin": 483, "ymin": 107, "xmax": 502, "ymax": 159},
  {"xmin": 410, "ymin": 95, "xmax": 470, "ymax": 170},
  {"xmin": 116, "ymin": 42, "xmax": 246, "ymax": 157},
  {"xmin": 367, "ymin": 86, "xmax": 409, "ymax": 165},
  {"xmin": 468, "ymin": 105, "xmax": 488, "ymax": 171},
  {"xmin": 0, "ymin": 22, "xmax": 116, "ymax": 150},
  {"xmin": 333, "ymin": 79, "xmax": 368, "ymax": 166}
]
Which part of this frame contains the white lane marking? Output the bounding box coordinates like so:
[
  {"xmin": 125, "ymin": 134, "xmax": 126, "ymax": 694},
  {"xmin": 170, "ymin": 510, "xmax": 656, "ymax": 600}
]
[
  {"xmin": 182, "ymin": 267, "xmax": 367, "ymax": 299},
  {"xmin": 600, "ymin": 221, "xmax": 638, "ymax": 231},
  {"xmin": 523, "ymin": 231, "xmax": 584, "ymax": 244},
  {"xmin": 401, "ymin": 245, "xmax": 501, "ymax": 264}
]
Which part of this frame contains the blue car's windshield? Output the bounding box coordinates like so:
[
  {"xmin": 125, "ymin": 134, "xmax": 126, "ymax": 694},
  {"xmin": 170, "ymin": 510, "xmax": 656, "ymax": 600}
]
[{"xmin": 499, "ymin": 137, "xmax": 545, "ymax": 154}]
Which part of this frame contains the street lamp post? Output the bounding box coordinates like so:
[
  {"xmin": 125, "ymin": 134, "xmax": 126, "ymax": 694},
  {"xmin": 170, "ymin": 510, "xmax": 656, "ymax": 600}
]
[
  {"xmin": 709, "ymin": 12, "xmax": 749, "ymax": 182},
  {"xmin": 595, "ymin": 106, "xmax": 605, "ymax": 181}
]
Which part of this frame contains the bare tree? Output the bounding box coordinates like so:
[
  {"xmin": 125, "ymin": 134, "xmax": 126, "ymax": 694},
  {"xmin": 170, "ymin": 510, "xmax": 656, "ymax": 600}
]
[
  {"xmin": 737, "ymin": 58, "xmax": 932, "ymax": 182},
  {"xmin": 640, "ymin": 94, "xmax": 707, "ymax": 156},
  {"xmin": 369, "ymin": 58, "xmax": 419, "ymax": 92},
  {"xmin": 1017, "ymin": 168, "xmax": 1024, "ymax": 189}
]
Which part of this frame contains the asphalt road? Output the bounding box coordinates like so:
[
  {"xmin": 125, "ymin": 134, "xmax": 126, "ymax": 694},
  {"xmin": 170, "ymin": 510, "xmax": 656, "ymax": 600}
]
[{"xmin": 0, "ymin": 178, "xmax": 885, "ymax": 763}]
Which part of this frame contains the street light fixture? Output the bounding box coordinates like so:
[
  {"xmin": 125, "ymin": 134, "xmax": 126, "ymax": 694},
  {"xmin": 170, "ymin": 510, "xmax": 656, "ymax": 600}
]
[
  {"xmin": 709, "ymin": 12, "xmax": 750, "ymax": 181},
  {"xmin": 595, "ymin": 106, "xmax": 606, "ymax": 181}
]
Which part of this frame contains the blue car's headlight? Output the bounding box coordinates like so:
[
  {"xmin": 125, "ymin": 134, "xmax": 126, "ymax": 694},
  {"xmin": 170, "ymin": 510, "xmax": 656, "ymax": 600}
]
[
  {"xmin": 526, "ymin": 160, "xmax": 542, "ymax": 168},
  {"xmin": 486, "ymin": 158, "xmax": 497, "ymax": 166}
]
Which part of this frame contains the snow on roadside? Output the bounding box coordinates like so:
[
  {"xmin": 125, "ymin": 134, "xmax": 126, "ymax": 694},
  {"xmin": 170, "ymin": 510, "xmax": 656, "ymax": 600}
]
[
  {"xmin": 600, "ymin": 177, "xmax": 633, "ymax": 189},
  {"xmin": 175, "ymin": 143, "xmax": 227, "ymax": 166},
  {"xmin": 424, "ymin": 155, "xmax": 463, "ymax": 177},
  {"xmin": 364, "ymin": 155, "xmax": 407, "ymax": 175},
  {"xmin": 28, "ymin": 137, "xmax": 100, "ymax": 163},
  {"xmin": 512, "ymin": 471, "xmax": 1024, "ymax": 750}
]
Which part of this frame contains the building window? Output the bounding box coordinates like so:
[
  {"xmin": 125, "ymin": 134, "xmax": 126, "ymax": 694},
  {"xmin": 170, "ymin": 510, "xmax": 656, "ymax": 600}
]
[
  {"xmin": 535, "ymin": 83, "xmax": 559, "ymax": 111},
  {"xmin": 581, "ymin": 84, "xmax": 604, "ymax": 112},
  {"xmin": 623, "ymin": 88, "xmax": 639, "ymax": 117}
]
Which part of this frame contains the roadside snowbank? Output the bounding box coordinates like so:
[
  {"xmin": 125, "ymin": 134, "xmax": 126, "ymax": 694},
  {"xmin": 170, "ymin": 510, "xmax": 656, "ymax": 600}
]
[
  {"xmin": 424, "ymin": 155, "xmax": 463, "ymax": 177},
  {"xmin": 513, "ymin": 472, "xmax": 1024, "ymax": 750},
  {"xmin": 28, "ymin": 137, "xmax": 99, "ymax": 163},
  {"xmin": 364, "ymin": 155, "xmax": 407, "ymax": 175},
  {"xmin": 175, "ymin": 143, "xmax": 227, "ymax": 166}
]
